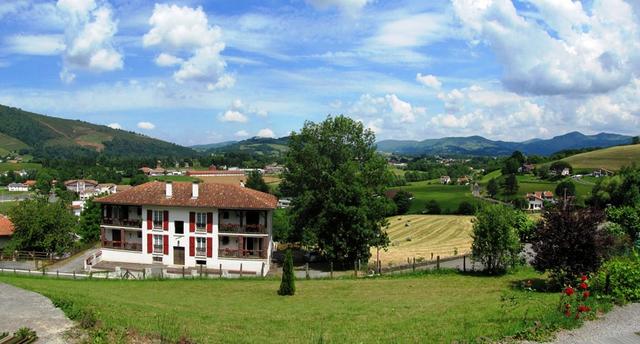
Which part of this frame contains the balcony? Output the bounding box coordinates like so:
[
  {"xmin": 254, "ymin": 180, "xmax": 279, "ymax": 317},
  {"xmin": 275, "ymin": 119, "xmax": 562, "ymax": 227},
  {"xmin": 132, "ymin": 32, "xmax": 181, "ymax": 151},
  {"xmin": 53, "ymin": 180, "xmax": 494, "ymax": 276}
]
[
  {"xmin": 101, "ymin": 218, "xmax": 142, "ymax": 228},
  {"xmin": 153, "ymin": 245, "xmax": 163, "ymax": 254},
  {"xmin": 102, "ymin": 240, "xmax": 142, "ymax": 252},
  {"xmin": 218, "ymin": 223, "xmax": 267, "ymax": 235},
  {"xmin": 195, "ymin": 249, "xmax": 207, "ymax": 257},
  {"xmin": 218, "ymin": 248, "xmax": 267, "ymax": 259}
]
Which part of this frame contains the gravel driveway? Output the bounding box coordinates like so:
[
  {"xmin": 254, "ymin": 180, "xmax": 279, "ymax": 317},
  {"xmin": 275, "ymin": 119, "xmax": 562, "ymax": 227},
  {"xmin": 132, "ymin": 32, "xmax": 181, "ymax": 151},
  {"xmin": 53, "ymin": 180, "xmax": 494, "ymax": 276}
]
[{"xmin": 0, "ymin": 283, "xmax": 74, "ymax": 343}]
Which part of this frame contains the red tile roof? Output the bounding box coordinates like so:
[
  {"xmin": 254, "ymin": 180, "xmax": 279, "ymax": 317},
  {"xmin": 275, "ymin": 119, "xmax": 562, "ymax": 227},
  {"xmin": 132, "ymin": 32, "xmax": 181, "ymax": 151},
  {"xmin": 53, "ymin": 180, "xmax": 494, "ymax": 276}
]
[
  {"xmin": 95, "ymin": 181, "xmax": 277, "ymax": 210},
  {"xmin": 0, "ymin": 215, "xmax": 14, "ymax": 237}
]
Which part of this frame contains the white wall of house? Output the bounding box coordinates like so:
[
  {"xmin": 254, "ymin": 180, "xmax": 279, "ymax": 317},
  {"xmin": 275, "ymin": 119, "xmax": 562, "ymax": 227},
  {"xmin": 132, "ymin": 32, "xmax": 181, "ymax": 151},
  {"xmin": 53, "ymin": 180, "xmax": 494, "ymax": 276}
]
[{"xmin": 102, "ymin": 205, "xmax": 272, "ymax": 275}]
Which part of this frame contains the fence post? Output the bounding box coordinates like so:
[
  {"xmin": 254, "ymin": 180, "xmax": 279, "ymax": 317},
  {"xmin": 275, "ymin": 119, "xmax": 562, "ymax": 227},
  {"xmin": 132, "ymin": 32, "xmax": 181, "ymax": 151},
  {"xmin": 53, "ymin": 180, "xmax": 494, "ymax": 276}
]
[
  {"xmin": 182, "ymin": 267, "xmax": 185, "ymax": 278},
  {"xmin": 106, "ymin": 271, "xmax": 109, "ymax": 279},
  {"xmin": 199, "ymin": 265, "xmax": 203, "ymax": 278},
  {"xmin": 89, "ymin": 271, "xmax": 93, "ymax": 279},
  {"xmin": 305, "ymin": 263, "xmax": 310, "ymax": 280},
  {"xmin": 330, "ymin": 261, "xmax": 333, "ymax": 279},
  {"xmin": 431, "ymin": 253, "xmax": 433, "ymax": 260},
  {"xmin": 436, "ymin": 256, "xmax": 440, "ymax": 270},
  {"xmin": 412, "ymin": 257, "xmax": 416, "ymax": 272},
  {"xmin": 378, "ymin": 260, "xmax": 382, "ymax": 275},
  {"xmin": 219, "ymin": 263, "xmax": 223, "ymax": 278},
  {"xmin": 261, "ymin": 262, "xmax": 265, "ymax": 277},
  {"xmin": 354, "ymin": 261, "xmax": 358, "ymax": 278},
  {"xmin": 42, "ymin": 267, "xmax": 45, "ymax": 276},
  {"xmin": 73, "ymin": 271, "xmax": 76, "ymax": 280},
  {"xmin": 463, "ymin": 255, "xmax": 466, "ymax": 272},
  {"xmin": 605, "ymin": 272, "xmax": 611, "ymax": 294},
  {"xmin": 57, "ymin": 270, "xmax": 59, "ymax": 279},
  {"xmin": 28, "ymin": 269, "xmax": 31, "ymax": 275},
  {"xmin": 240, "ymin": 263, "xmax": 243, "ymax": 278},
  {"xmin": 142, "ymin": 269, "xmax": 146, "ymax": 280}
]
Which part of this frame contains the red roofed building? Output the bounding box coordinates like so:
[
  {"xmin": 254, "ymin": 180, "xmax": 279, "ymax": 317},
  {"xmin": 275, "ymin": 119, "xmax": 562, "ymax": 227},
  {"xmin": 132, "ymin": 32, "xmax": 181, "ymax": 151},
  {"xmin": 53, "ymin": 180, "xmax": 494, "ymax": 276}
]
[
  {"xmin": 94, "ymin": 181, "xmax": 277, "ymax": 275},
  {"xmin": 525, "ymin": 191, "xmax": 555, "ymax": 211},
  {"xmin": 0, "ymin": 215, "xmax": 14, "ymax": 248}
]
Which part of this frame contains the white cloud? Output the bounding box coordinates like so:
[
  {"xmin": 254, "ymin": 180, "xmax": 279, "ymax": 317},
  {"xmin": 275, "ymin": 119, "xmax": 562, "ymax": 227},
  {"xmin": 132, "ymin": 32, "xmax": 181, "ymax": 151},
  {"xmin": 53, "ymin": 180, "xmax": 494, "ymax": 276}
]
[
  {"xmin": 154, "ymin": 53, "xmax": 183, "ymax": 67},
  {"xmin": 452, "ymin": 0, "xmax": 640, "ymax": 95},
  {"xmin": 137, "ymin": 121, "xmax": 155, "ymax": 130},
  {"xmin": 4, "ymin": 34, "xmax": 66, "ymax": 56},
  {"xmin": 143, "ymin": 4, "xmax": 231, "ymax": 89},
  {"xmin": 0, "ymin": 1, "xmax": 29, "ymax": 20},
  {"xmin": 107, "ymin": 122, "xmax": 122, "ymax": 129},
  {"xmin": 368, "ymin": 13, "xmax": 452, "ymax": 49},
  {"xmin": 234, "ymin": 130, "xmax": 249, "ymax": 137},
  {"xmin": 256, "ymin": 128, "xmax": 275, "ymax": 138},
  {"xmin": 57, "ymin": 0, "xmax": 123, "ymax": 82},
  {"xmin": 416, "ymin": 73, "xmax": 442, "ymax": 89},
  {"xmin": 350, "ymin": 94, "xmax": 425, "ymax": 125},
  {"xmin": 220, "ymin": 110, "xmax": 248, "ymax": 123},
  {"xmin": 306, "ymin": 0, "xmax": 372, "ymax": 16}
]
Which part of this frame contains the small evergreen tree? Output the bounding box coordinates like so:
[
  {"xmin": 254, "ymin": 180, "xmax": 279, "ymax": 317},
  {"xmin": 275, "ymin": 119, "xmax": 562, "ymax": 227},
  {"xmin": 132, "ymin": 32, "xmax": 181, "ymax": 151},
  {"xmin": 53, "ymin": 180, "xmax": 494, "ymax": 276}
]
[
  {"xmin": 487, "ymin": 178, "xmax": 499, "ymax": 198},
  {"xmin": 503, "ymin": 174, "xmax": 519, "ymax": 195},
  {"xmin": 278, "ymin": 250, "xmax": 295, "ymax": 296},
  {"xmin": 246, "ymin": 170, "xmax": 270, "ymax": 193}
]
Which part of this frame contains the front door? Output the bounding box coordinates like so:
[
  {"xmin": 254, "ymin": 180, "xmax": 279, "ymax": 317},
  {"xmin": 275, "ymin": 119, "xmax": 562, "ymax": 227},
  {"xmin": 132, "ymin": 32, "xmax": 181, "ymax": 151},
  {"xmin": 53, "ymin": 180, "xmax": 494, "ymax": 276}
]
[
  {"xmin": 112, "ymin": 229, "xmax": 121, "ymax": 242},
  {"xmin": 173, "ymin": 247, "xmax": 185, "ymax": 265}
]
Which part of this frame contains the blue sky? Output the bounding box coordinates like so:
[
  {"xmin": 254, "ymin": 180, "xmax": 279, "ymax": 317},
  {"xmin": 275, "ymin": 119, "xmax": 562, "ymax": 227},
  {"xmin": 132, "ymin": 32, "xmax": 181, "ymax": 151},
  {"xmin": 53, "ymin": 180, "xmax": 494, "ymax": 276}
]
[{"xmin": 0, "ymin": 0, "xmax": 639, "ymax": 145}]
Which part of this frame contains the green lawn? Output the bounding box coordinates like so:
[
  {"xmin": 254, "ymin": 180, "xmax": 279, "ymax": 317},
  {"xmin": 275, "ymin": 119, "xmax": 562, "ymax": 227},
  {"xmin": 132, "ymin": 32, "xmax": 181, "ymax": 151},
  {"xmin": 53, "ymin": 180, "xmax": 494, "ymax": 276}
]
[
  {"xmin": 0, "ymin": 162, "xmax": 42, "ymax": 171},
  {"xmin": 399, "ymin": 180, "xmax": 480, "ymax": 214},
  {"xmin": 480, "ymin": 172, "xmax": 593, "ymax": 204},
  {"xmin": 150, "ymin": 175, "xmax": 199, "ymax": 182},
  {"xmin": 0, "ymin": 268, "xmax": 577, "ymax": 343}
]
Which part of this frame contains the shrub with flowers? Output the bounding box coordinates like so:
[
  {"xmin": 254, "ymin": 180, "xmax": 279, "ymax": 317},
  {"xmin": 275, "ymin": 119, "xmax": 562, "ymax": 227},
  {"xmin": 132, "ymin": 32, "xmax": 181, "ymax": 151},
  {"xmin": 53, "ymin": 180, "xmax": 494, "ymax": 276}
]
[{"xmin": 560, "ymin": 275, "xmax": 594, "ymax": 320}]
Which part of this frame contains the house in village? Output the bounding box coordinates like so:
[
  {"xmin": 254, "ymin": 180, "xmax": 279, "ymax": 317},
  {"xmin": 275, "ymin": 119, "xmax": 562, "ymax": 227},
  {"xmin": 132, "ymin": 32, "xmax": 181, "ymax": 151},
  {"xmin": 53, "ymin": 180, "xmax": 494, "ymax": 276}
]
[
  {"xmin": 561, "ymin": 168, "xmax": 571, "ymax": 176},
  {"xmin": 440, "ymin": 176, "xmax": 451, "ymax": 184},
  {"xmin": 457, "ymin": 176, "xmax": 470, "ymax": 185},
  {"xmin": 0, "ymin": 215, "xmax": 14, "ymax": 248},
  {"xmin": 264, "ymin": 163, "xmax": 285, "ymax": 175},
  {"xmin": 139, "ymin": 166, "xmax": 166, "ymax": 177},
  {"xmin": 519, "ymin": 164, "xmax": 535, "ymax": 173},
  {"xmin": 7, "ymin": 182, "xmax": 28, "ymax": 192},
  {"xmin": 64, "ymin": 180, "xmax": 119, "ymax": 201},
  {"xmin": 524, "ymin": 191, "xmax": 554, "ymax": 211},
  {"xmin": 94, "ymin": 181, "xmax": 277, "ymax": 276},
  {"xmin": 592, "ymin": 168, "xmax": 614, "ymax": 178}
]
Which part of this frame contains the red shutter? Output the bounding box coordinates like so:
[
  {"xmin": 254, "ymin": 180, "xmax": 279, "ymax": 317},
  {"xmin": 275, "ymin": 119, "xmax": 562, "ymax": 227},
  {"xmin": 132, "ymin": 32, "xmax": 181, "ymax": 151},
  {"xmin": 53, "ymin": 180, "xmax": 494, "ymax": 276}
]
[
  {"xmin": 206, "ymin": 237, "xmax": 213, "ymax": 257},
  {"xmin": 206, "ymin": 212, "xmax": 213, "ymax": 233},
  {"xmin": 163, "ymin": 235, "xmax": 169, "ymax": 255},
  {"xmin": 189, "ymin": 212, "xmax": 196, "ymax": 232},
  {"xmin": 147, "ymin": 234, "xmax": 152, "ymax": 253},
  {"xmin": 189, "ymin": 237, "xmax": 195, "ymax": 256},
  {"xmin": 147, "ymin": 210, "xmax": 152, "ymax": 230},
  {"xmin": 163, "ymin": 211, "xmax": 169, "ymax": 231}
]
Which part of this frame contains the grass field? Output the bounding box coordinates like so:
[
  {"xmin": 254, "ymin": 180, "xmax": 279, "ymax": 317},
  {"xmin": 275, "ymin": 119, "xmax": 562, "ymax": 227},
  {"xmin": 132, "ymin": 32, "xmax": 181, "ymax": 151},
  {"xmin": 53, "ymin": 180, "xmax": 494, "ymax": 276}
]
[
  {"xmin": 479, "ymin": 172, "xmax": 593, "ymax": 204},
  {"xmin": 397, "ymin": 180, "xmax": 480, "ymax": 214},
  {"xmin": 376, "ymin": 215, "xmax": 473, "ymax": 264},
  {"xmin": 561, "ymin": 144, "xmax": 640, "ymax": 171},
  {"xmin": 150, "ymin": 175, "xmax": 200, "ymax": 183},
  {"xmin": 0, "ymin": 162, "xmax": 42, "ymax": 171},
  {"xmin": 197, "ymin": 175, "xmax": 281, "ymax": 185},
  {"xmin": 0, "ymin": 132, "xmax": 29, "ymax": 155},
  {"xmin": 0, "ymin": 268, "xmax": 579, "ymax": 343}
]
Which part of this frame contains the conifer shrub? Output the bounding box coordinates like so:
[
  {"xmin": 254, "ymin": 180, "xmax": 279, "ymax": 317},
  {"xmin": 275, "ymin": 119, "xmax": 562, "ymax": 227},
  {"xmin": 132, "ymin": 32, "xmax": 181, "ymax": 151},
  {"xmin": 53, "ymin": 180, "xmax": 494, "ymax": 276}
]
[{"xmin": 278, "ymin": 250, "xmax": 296, "ymax": 296}]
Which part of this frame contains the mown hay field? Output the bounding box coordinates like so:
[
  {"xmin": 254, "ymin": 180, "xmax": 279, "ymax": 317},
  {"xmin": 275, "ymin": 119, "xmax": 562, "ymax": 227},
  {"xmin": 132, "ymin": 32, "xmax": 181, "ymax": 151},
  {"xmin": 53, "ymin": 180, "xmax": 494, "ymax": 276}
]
[
  {"xmin": 197, "ymin": 174, "xmax": 281, "ymax": 185},
  {"xmin": 374, "ymin": 215, "xmax": 473, "ymax": 265}
]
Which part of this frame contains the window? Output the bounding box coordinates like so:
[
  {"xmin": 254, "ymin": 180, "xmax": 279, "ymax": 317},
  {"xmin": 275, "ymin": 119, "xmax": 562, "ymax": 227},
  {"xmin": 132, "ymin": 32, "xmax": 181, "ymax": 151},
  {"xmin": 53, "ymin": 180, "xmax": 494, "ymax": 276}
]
[
  {"xmin": 153, "ymin": 234, "xmax": 163, "ymax": 253},
  {"xmin": 153, "ymin": 210, "xmax": 163, "ymax": 229},
  {"xmin": 196, "ymin": 237, "xmax": 206, "ymax": 257},
  {"xmin": 137, "ymin": 232, "xmax": 142, "ymax": 239},
  {"xmin": 222, "ymin": 211, "xmax": 229, "ymax": 219},
  {"xmin": 221, "ymin": 236, "xmax": 230, "ymax": 246},
  {"xmin": 196, "ymin": 212, "xmax": 206, "ymax": 231},
  {"xmin": 174, "ymin": 221, "xmax": 184, "ymax": 235}
]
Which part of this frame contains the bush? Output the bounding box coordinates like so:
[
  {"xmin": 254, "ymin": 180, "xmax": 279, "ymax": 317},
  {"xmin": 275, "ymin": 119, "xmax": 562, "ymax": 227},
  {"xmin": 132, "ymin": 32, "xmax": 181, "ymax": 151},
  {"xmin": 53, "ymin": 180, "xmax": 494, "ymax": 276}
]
[
  {"xmin": 595, "ymin": 255, "xmax": 640, "ymax": 303},
  {"xmin": 278, "ymin": 250, "xmax": 295, "ymax": 296},
  {"xmin": 456, "ymin": 201, "xmax": 476, "ymax": 215},
  {"xmin": 393, "ymin": 191, "xmax": 413, "ymax": 215},
  {"xmin": 471, "ymin": 204, "xmax": 522, "ymax": 274},
  {"xmin": 424, "ymin": 200, "xmax": 441, "ymax": 215}
]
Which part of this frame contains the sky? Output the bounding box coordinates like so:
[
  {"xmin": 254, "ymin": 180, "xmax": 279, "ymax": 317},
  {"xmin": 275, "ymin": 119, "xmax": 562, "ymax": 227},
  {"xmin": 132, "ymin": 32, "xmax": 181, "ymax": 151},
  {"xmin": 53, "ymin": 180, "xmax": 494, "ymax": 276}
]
[{"xmin": 0, "ymin": 0, "xmax": 639, "ymax": 146}]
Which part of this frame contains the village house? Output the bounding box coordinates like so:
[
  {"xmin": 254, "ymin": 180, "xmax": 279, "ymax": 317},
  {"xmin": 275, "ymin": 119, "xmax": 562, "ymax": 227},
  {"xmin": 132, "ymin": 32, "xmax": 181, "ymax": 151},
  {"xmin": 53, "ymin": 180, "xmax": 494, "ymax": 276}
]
[
  {"xmin": 264, "ymin": 163, "xmax": 285, "ymax": 175},
  {"xmin": 592, "ymin": 168, "xmax": 614, "ymax": 178},
  {"xmin": 457, "ymin": 176, "xmax": 470, "ymax": 185},
  {"xmin": 525, "ymin": 191, "xmax": 554, "ymax": 211},
  {"xmin": 139, "ymin": 166, "xmax": 166, "ymax": 177},
  {"xmin": 7, "ymin": 182, "xmax": 28, "ymax": 192},
  {"xmin": 64, "ymin": 179, "xmax": 99, "ymax": 200},
  {"xmin": 440, "ymin": 176, "xmax": 451, "ymax": 184},
  {"xmin": 519, "ymin": 164, "xmax": 535, "ymax": 173},
  {"xmin": 0, "ymin": 215, "xmax": 14, "ymax": 248},
  {"xmin": 94, "ymin": 181, "xmax": 277, "ymax": 276},
  {"xmin": 72, "ymin": 200, "xmax": 85, "ymax": 217},
  {"xmin": 561, "ymin": 168, "xmax": 571, "ymax": 176}
]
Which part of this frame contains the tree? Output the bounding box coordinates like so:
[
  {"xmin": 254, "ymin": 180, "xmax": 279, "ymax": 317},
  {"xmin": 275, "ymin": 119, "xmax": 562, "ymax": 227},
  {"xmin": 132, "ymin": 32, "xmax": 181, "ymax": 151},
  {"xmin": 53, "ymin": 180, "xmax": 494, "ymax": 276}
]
[
  {"xmin": 632, "ymin": 136, "xmax": 639, "ymax": 145},
  {"xmin": 590, "ymin": 166, "xmax": 640, "ymax": 207},
  {"xmin": 272, "ymin": 208, "xmax": 293, "ymax": 242},
  {"xmin": 246, "ymin": 170, "xmax": 270, "ymax": 193},
  {"xmin": 35, "ymin": 171, "xmax": 53, "ymax": 194},
  {"xmin": 393, "ymin": 191, "xmax": 412, "ymax": 215},
  {"xmin": 424, "ymin": 200, "xmax": 442, "ymax": 214},
  {"xmin": 606, "ymin": 206, "xmax": 640, "ymax": 244},
  {"xmin": 487, "ymin": 178, "xmax": 499, "ymax": 198},
  {"xmin": 471, "ymin": 205, "xmax": 522, "ymax": 274},
  {"xmin": 6, "ymin": 198, "xmax": 77, "ymax": 254},
  {"xmin": 503, "ymin": 174, "xmax": 519, "ymax": 195},
  {"xmin": 514, "ymin": 211, "xmax": 537, "ymax": 243},
  {"xmin": 502, "ymin": 158, "xmax": 521, "ymax": 175},
  {"xmin": 78, "ymin": 197, "xmax": 102, "ymax": 243},
  {"xmin": 280, "ymin": 116, "xmax": 392, "ymax": 265},
  {"xmin": 130, "ymin": 173, "xmax": 148, "ymax": 186},
  {"xmin": 456, "ymin": 201, "xmax": 476, "ymax": 215},
  {"xmin": 555, "ymin": 180, "xmax": 576, "ymax": 198},
  {"xmin": 550, "ymin": 161, "xmax": 572, "ymax": 176},
  {"xmin": 278, "ymin": 250, "xmax": 295, "ymax": 296},
  {"xmin": 532, "ymin": 200, "xmax": 614, "ymax": 287}
]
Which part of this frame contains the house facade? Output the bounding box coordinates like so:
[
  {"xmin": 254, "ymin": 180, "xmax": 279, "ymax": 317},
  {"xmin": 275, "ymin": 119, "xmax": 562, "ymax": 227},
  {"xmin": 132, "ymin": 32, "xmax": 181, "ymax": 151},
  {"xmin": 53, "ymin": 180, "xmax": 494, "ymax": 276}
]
[
  {"xmin": 7, "ymin": 183, "xmax": 28, "ymax": 192},
  {"xmin": 95, "ymin": 181, "xmax": 277, "ymax": 276},
  {"xmin": 0, "ymin": 215, "xmax": 14, "ymax": 248},
  {"xmin": 525, "ymin": 191, "xmax": 554, "ymax": 211}
]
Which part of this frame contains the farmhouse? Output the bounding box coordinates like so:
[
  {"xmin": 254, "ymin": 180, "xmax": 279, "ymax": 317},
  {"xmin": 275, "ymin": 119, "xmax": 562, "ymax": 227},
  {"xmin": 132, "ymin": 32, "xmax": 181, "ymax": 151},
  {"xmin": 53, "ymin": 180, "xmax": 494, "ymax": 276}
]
[
  {"xmin": 440, "ymin": 176, "xmax": 451, "ymax": 184},
  {"xmin": 7, "ymin": 182, "xmax": 28, "ymax": 192},
  {"xmin": 94, "ymin": 181, "xmax": 277, "ymax": 275},
  {"xmin": 519, "ymin": 164, "xmax": 535, "ymax": 173},
  {"xmin": 64, "ymin": 179, "xmax": 99, "ymax": 200},
  {"xmin": 139, "ymin": 166, "xmax": 166, "ymax": 176},
  {"xmin": 0, "ymin": 215, "xmax": 14, "ymax": 248},
  {"xmin": 592, "ymin": 168, "xmax": 614, "ymax": 177},
  {"xmin": 457, "ymin": 176, "xmax": 470, "ymax": 185},
  {"xmin": 186, "ymin": 165, "xmax": 246, "ymax": 177},
  {"xmin": 525, "ymin": 191, "xmax": 554, "ymax": 211}
]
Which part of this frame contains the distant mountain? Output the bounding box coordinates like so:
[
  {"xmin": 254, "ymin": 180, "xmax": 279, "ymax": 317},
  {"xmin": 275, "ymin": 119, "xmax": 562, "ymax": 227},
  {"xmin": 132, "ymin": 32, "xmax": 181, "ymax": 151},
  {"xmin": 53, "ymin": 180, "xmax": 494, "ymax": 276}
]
[
  {"xmin": 190, "ymin": 141, "xmax": 237, "ymax": 152},
  {"xmin": 376, "ymin": 131, "xmax": 634, "ymax": 156},
  {"xmin": 0, "ymin": 105, "xmax": 195, "ymax": 160},
  {"xmin": 204, "ymin": 136, "xmax": 290, "ymax": 157}
]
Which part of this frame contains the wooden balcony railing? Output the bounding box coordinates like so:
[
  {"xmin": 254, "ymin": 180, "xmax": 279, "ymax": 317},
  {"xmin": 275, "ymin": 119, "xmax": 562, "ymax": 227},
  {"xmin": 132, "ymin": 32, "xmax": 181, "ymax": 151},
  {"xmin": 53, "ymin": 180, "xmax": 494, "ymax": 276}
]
[
  {"xmin": 218, "ymin": 248, "xmax": 267, "ymax": 259},
  {"xmin": 218, "ymin": 223, "xmax": 267, "ymax": 234},
  {"xmin": 101, "ymin": 218, "xmax": 142, "ymax": 228},
  {"xmin": 102, "ymin": 240, "xmax": 142, "ymax": 252}
]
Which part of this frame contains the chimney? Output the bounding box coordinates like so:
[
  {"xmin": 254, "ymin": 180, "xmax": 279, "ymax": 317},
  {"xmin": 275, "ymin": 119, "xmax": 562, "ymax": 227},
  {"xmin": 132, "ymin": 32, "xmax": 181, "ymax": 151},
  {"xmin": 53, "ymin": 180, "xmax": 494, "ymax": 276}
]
[
  {"xmin": 165, "ymin": 181, "xmax": 173, "ymax": 198},
  {"xmin": 192, "ymin": 181, "xmax": 199, "ymax": 199}
]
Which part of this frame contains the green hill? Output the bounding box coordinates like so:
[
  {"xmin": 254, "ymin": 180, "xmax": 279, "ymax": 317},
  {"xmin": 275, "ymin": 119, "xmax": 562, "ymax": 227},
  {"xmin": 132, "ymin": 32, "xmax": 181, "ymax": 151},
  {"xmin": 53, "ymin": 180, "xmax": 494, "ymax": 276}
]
[
  {"xmin": 206, "ymin": 136, "xmax": 290, "ymax": 157},
  {"xmin": 0, "ymin": 105, "xmax": 195, "ymax": 160},
  {"xmin": 561, "ymin": 143, "xmax": 640, "ymax": 171}
]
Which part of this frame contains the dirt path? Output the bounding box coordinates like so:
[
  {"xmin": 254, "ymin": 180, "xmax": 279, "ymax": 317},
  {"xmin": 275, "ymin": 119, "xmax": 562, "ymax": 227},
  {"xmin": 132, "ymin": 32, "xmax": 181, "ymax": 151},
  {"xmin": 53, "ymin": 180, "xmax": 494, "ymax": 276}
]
[{"xmin": 0, "ymin": 283, "xmax": 74, "ymax": 343}]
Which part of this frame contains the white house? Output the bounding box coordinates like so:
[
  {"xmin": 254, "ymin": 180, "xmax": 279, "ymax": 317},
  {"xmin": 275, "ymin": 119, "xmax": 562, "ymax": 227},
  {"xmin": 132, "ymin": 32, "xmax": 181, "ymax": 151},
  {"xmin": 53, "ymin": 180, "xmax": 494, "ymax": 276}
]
[
  {"xmin": 7, "ymin": 182, "xmax": 28, "ymax": 192},
  {"xmin": 440, "ymin": 176, "xmax": 451, "ymax": 184},
  {"xmin": 95, "ymin": 181, "xmax": 277, "ymax": 276},
  {"xmin": 525, "ymin": 191, "xmax": 554, "ymax": 211},
  {"xmin": 72, "ymin": 200, "xmax": 85, "ymax": 217}
]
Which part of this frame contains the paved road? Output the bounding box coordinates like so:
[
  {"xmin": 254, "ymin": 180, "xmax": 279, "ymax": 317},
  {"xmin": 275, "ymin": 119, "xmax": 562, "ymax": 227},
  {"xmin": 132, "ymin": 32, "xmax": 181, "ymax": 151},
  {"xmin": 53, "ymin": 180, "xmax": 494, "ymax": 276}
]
[
  {"xmin": 0, "ymin": 283, "xmax": 74, "ymax": 343},
  {"xmin": 47, "ymin": 247, "xmax": 99, "ymax": 273}
]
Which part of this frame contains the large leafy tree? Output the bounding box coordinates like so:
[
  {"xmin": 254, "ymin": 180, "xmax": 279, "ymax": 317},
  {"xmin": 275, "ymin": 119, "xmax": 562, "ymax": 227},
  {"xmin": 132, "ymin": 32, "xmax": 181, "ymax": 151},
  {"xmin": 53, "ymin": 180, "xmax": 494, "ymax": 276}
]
[
  {"xmin": 503, "ymin": 174, "xmax": 519, "ymax": 195},
  {"xmin": 555, "ymin": 180, "xmax": 576, "ymax": 198},
  {"xmin": 78, "ymin": 197, "xmax": 102, "ymax": 243},
  {"xmin": 246, "ymin": 170, "xmax": 270, "ymax": 193},
  {"xmin": 6, "ymin": 197, "xmax": 77, "ymax": 254},
  {"xmin": 471, "ymin": 204, "xmax": 522, "ymax": 274},
  {"xmin": 532, "ymin": 200, "xmax": 613, "ymax": 287},
  {"xmin": 280, "ymin": 116, "xmax": 392, "ymax": 265},
  {"xmin": 487, "ymin": 178, "xmax": 499, "ymax": 198},
  {"xmin": 392, "ymin": 190, "xmax": 412, "ymax": 215}
]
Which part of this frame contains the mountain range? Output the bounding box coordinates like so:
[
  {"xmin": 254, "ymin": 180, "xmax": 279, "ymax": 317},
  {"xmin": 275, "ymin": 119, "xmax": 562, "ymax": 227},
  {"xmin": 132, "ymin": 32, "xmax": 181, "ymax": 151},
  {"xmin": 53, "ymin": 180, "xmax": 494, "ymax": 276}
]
[{"xmin": 375, "ymin": 132, "xmax": 635, "ymax": 156}]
